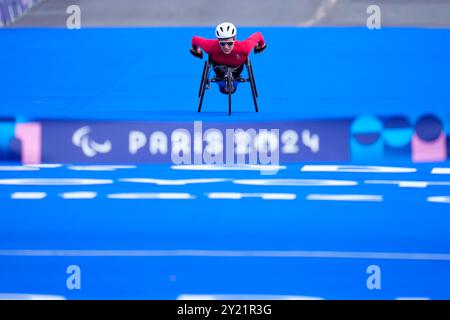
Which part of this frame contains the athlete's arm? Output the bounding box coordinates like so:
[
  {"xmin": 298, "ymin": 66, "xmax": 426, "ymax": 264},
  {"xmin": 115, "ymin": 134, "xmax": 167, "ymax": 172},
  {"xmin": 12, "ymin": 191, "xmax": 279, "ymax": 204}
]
[
  {"xmin": 192, "ymin": 36, "xmax": 216, "ymax": 55},
  {"xmin": 240, "ymin": 32, "xmax": 266, "ymax": 54}
]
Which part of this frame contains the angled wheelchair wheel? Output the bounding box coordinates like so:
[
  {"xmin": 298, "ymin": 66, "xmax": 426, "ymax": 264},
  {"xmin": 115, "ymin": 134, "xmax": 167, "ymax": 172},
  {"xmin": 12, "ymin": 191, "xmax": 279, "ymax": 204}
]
[
  {"xmin": 246, "ymin": 60, "xmax": 259, "ymax": 112},
  {"xmin": 247, "ymin": 59, "xmax": 258, "ymax": 97},
  {"xmin": 198, "ymin": 60, "xmax": 210, "ymax": 112},
  {"xmin": 227, "ymin": 68, "xmax": 233, "ymax": 116}
]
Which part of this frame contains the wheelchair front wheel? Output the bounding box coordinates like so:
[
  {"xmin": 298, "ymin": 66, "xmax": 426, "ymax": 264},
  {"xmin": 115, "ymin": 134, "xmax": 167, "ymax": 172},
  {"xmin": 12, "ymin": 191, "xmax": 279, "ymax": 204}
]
[
  {"xmin": 246, "ymin": 60, "xmax": 259, "ymax": 112},
  {"xmin": 198, "ymin": 60, "xmax": 210, "ymax": 112},
  {"xmin": 227, "ymin": 69, "xmax": 232, "ymax": 115}
]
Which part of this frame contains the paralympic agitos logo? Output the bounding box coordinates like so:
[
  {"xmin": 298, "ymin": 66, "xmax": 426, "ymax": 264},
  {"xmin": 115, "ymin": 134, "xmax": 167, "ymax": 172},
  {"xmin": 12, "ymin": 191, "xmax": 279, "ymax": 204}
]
[{"xmin": 72, "ymin": 126, "xmax": 112, "ymax": 157}]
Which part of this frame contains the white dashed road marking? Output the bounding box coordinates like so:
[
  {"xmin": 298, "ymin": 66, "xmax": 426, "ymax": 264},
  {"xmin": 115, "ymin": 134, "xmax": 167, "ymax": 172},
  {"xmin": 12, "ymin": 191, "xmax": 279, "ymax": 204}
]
[
  {"xmin": 365, "ymin": 180, "xmax": 450, "ymax": 188},
  {"xmin": 171, "ymin": 164, "xmax": 286, "ymax": 171},
  {"xmin": 26, "ymin": 164, "xmax": 63, "ymax": 169},
  {"xmin": 432, "ymin": 168, "xmax": 450, "ymax": 175},
  {"xmin": 0, "ymin": 179, "xmax": 113, "ymax": 186},
  {"xmin": 68, "ymin": 165, "xmax": 136, "ymax": 171},
  {"xmin": 11, "ymin": 192, "xmax": 47, "ymax": 200},
  {"xmin": 207, "ymin": 193, "xmax": 296, "ymax": 200},
  {"xmin": 427, "ymin": 196, "xmax": 450, "ymax": 204},
  {"xmin": 120, "ymin": 178, "xmax": 230, "ymax": 185},
  {"xmin": 233, "ymin": 179, "xmax": 358, "ymax": 186},
  {"xmin": 60, "ymin": 192, "xmax": 98, "ymax": 199},
  {"xmin": 107, "ymin": 193, "xmax": 195, "ymax": 200},
  {"xmin": 301, "ymin": 165, "xmax": 417, "ymax": 173},
  {"xmin": 306, "ymin": 194, "xmax": 383, "ymax": 202},
  {"xmin": 0, "ymin": 166, "xmax": 39, "ymax": 171}
]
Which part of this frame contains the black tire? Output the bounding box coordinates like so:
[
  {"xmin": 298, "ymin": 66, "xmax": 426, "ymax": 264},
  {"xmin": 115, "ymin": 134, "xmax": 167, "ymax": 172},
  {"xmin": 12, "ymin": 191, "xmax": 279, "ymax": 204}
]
[
  {"xmin": 247, "ymin": 60, "xmax": 258, "ymax": 98},
  {"xmin": 198, "ymin": 61, "xmax": 209, "ymax": 112},
  {"xmin": 247, "ymin": 60, "xmax": 259, "ymax": 112},
  {"xmin": 198, "ymin": 61, "xmax": 208, "ymax": 97},
  {"xmin": 198, "ymin": 86, "xmax": 206, "ymax": 112},
  {"xmin": 251, "ymin": 85, "xmax": 259, "ymax": 112},
  {"xmin": 227, "ymin": 69, "xmax": 232, "ymax": 115}
]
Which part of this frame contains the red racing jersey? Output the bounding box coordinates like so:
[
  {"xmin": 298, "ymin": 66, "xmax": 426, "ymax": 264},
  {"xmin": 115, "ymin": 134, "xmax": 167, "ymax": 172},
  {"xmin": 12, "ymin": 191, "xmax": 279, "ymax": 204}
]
[{"xmin": 192, "ymin": 32, "xmax": 265, "ymax": 67}]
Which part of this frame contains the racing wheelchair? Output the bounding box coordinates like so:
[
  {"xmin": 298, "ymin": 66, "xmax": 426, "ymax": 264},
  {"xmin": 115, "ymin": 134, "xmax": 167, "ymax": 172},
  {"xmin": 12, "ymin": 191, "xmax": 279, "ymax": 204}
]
[{"xmin": 197, "ymin": 57, "xmax": 259, "ymax": 115}]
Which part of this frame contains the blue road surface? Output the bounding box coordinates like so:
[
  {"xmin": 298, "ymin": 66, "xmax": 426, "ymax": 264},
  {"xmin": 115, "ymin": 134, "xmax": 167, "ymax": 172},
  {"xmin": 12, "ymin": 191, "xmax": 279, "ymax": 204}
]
[
  {"xmin": 0, "ymin": 27, "xmax": 450, "ymax": 300},
  {"xmin": 1, "ymin": 28, "xmax": 450, "ymax": 120},
  {"xmin": 1, "ymin": 163, "xmax": 450, "ymax": 299}
]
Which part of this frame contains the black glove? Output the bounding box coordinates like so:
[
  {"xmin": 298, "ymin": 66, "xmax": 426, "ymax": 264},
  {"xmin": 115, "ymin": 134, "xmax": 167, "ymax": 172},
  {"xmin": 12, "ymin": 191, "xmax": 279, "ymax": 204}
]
[
  {"xmin": 190, "ymin": 48, "xmax": 203, "ymax": 59},
  {"xmin": 254, "ymin": 43, "xmax": 266, "ymax": 54}
]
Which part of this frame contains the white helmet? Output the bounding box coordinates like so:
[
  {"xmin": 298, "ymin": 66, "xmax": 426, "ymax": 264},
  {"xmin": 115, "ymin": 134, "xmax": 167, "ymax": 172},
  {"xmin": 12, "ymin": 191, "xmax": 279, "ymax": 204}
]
[{"xmin": 215, "ymin": 22, "xmax": 237, "ymax": 39}]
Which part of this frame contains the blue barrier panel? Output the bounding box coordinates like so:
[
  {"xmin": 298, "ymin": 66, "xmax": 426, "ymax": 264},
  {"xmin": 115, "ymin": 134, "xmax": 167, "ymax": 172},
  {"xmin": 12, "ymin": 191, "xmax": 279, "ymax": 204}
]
[
  {"xmin": 39, "ymin": 119, "xmax": 351, "ymax": 163},
  {"xmin": 2, "ymin": 115, "xmax": 449, "ymax": 164}
]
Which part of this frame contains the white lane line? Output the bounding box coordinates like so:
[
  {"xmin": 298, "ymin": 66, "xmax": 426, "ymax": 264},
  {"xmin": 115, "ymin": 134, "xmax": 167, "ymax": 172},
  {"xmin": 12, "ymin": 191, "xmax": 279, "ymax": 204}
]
[
  {"xmin": 120, "ymin": 178, "xmax": 230, "ymax": 185},
  {"xmin": 26, "ymin": 164, "xmax": 63, "ymax": 169},
  {"xmin": 432, "ymin": 168, "xmax": 450, "ymax": 174},
  {"xmin": 365, "ymin": 180, "xmax": 450, "ymax": 188},
  {"xmin": 1, "ymin": 249, "xmax": 450, "ymax": 261},
  {"xmin": 208, "ymin": 192, "xmax": 243, "ymax": 199},
  {"xmin": 0, "ymin": 293, "xmax": 66, "ymax": 300},
  {"xmin": 398, "ymin": 181, "xmax": 430, "ymax": 188},
  {"xmin": 60, "ymin": 192, "xmax": 98, "ymax": 200},
  {"xmin": 234, "ymin": 179, "xmax": 358, "ymax": 187},
  {"xmin": 121, "ymin": 178, "xmax": 353, "ymax": 187},
  {"xmin": 68, "ymin": 165, "xmax": 136, "ymax": 171},
  {"xmin": 107, "ymin": 193, "xmax": 195, "ymax": 200},
  {"xmin": 301, "ymin": 165, "xmax": 417, "ymax": 173},
  {"xmin": 299, "ymin": 0, "xmax": 339, "ymax": 26},
  {"xmin": 177, "ymin": 294, "xmax": 323, "ymax": 300},
  {"xmin": 306, "ymin": 194, "xmax": 383, "ymax": 202},
  {"xmin": 261, "ymin": 193, "xmax": 296, "ymax": 200},
  {"xmin": 171, "ymin": 164, "xmax": 286, "ymax": 171},
  {"xmin": 11, "ymin": 192, "xmax": 47, "ymax": 200},
  {"xmin": 427, "ymin": 196, "xmax": 450, "ymax": 204},
  {"xmin": 0, "ymin": 179, "xmax": 113, "ymax": 186},
  {"xmin": 0, "ymin": 166, "xmax": 39, "ymax": 171},
  {"xmin": 207, "ymin": 193, "xmax": 296, "ymax": 200}
]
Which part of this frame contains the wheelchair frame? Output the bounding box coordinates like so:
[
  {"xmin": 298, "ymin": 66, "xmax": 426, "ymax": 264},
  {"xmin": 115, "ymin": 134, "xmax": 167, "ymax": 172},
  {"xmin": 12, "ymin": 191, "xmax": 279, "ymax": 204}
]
[{"xmin": 197, "ymin": 57, "xmax": 259, "ymax": 115}]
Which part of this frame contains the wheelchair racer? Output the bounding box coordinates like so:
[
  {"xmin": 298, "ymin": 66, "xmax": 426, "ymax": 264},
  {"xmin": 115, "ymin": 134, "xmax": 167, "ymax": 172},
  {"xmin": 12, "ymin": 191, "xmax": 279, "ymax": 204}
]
[{"xmin": 190, "ymin": 22, "xmax": 266, "ymax": 94}]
